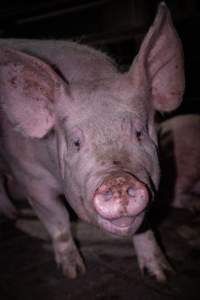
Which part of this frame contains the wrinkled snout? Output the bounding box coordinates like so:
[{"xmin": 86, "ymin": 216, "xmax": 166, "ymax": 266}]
[{"xmin": 94, "ymin": 173, "xmax": 149, "ymax": 221}]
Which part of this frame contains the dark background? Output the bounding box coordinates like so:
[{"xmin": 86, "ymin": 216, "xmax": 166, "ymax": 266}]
[{"xmin": 0, "ymin": 0, "xmax": 200, "ymax": 116}]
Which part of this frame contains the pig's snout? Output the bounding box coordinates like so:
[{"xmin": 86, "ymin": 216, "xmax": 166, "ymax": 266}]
[{"xmin": 94, "ymin": 174, "xmax": 149, "ymax": 220}]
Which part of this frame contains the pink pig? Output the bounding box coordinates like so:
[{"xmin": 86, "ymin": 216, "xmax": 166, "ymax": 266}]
[
  {"xmin": 0, "ymin": 3, "xmax": 184, "ymax": 282},
  {"xmin": 159, "ymin": 115, "xmax": 200, "ymax": 211}
]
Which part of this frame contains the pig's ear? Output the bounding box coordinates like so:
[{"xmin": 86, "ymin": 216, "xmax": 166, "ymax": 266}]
[
  {"xmin": 129, "ymin": 2, "xmax": 185, "ymax": 112},
  {"xmin": 0, "ymin": 47, "xmax": 66, "ymax": 138}
]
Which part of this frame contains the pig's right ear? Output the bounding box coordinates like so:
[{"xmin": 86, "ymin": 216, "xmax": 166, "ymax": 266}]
[
  {"xmin": 129, "ymin": 3, "xmax": 185, "ymax": 112},
  {"xmin": 0, "ymin": 47, "xmax": 68, "ymax": 138}
]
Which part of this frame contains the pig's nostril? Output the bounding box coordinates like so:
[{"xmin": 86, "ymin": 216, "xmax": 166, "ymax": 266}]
[
  {"xmin": 127, "ymin": 187, "xmax": 136, "ymax": 197},
  {"xmin": 103, "ymin": 190, "xmax": 113, "ymax": 200}
]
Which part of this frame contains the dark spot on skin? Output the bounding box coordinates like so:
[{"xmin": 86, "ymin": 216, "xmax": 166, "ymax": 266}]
[
  {"xmin": 170, "ymin": 91, "xmax": 181, "ymax": 96},
  {"xmin": 10, "ymin": 76, "xmax": 17, "ymax": 86},
  {"xmin": 113, "ymin": 160, "xmax": 121, "ymax": 166}
]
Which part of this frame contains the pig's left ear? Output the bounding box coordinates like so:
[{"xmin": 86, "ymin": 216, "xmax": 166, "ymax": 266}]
[{"xmin": 129, "ymin": 2, "xmax": 185, "ymax": 112}]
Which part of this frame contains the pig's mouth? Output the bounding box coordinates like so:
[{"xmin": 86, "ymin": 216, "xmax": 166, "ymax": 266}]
[{"xmin": 96, "ymin": 213, "xmax": 145, "ymax": 236}]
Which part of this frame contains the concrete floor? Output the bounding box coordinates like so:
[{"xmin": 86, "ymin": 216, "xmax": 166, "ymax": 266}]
[{"xmin": 0, "ymin": 209, "xmax": 200, "ymax": 300}]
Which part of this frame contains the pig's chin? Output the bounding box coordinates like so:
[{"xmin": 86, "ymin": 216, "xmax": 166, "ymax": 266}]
[{"xmin": 96, "ymin": 213, "xmax": 145, "ymax": 236}]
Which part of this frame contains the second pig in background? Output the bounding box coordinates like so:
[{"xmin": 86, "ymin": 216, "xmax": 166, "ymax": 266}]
[{"xmin": 158, "ymin": 114, "xmax": 200, "ymax": 212}]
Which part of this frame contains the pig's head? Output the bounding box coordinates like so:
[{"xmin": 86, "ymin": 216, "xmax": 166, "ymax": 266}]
[{"xmin": 0, "ymin": 3, "xmax": 184, "ymax": 236}]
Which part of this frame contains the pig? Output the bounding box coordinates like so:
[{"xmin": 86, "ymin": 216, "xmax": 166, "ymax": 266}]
[
  {"xmin": 0, "ymin": 3, "xmax": 184, "ymax": 282},
  {"xmin": 158, "ymin": 114, "xmax": 200, "ymax": 211}
]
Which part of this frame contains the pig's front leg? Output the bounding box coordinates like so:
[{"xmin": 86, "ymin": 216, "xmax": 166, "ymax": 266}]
[
  {"xmin": 27, "ymin": 183, "xmax": 85, "ymax": 279},
  {"xmin": 133, "ymin": 230, "xmax": 173, "ymax": 282}
]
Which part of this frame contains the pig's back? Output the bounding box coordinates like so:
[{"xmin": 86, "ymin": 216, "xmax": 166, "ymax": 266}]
[
  {"xmin": 159, "ymin": 114, "xmax": 200, "ymax": 162},
  {"xmin": 0, "ymin": 39, "xmax": 117, "ymax": 83},
  {"xmin": 159, "ymin": 114, "xmax": 200, "ymax": 207},
  {"xmin": 160, "ymin": 114, "xmax": 200, "ymax": 137}
]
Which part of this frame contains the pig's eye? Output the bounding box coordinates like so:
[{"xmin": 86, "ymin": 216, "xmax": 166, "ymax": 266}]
[
  {"xmin": 134, "ymin": 119, "xmax": 145, "ymax": 142},
  {"xmin": 70, "ymin": 127, "xmax": 84, "ymax": 152},
  {"xmin": 73, "ymin": 138, "xmax": 81, "ymax": 151},
  {"xmin": 135, "ymin": 130, "xmax": 142, "ymax": 142},
  {"xmin": 136, "ymin": 130, "xmax": 142, "ymax": 141}
]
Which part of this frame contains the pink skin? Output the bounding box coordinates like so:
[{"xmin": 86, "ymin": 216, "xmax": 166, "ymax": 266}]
[
  {"xmin": 159, "ymin": 114, "xmax": 200, "ymax": 211},
  {"xmin": 94, "ymin": 173, "xmax": 149, "ymax": 235},
  {"xmin": 0, "ymin": 3, "xmax": 184, "ymax": 282}
]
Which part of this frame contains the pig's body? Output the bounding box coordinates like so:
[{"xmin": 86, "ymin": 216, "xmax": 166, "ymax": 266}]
[
  {"xmin": 159, "ymin": 115, "xmax": 200, "ymax": 210},
  {"xmin": 0, "ymin": 4, "xmax": 184, "ymax": 281},
  {"xmin": 0, "ymin": 40, "xmax": 116, "ymax": 223},
  {"xmin": 0, "ymin": 39, "xmax": 117, "ymax": 83}
]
